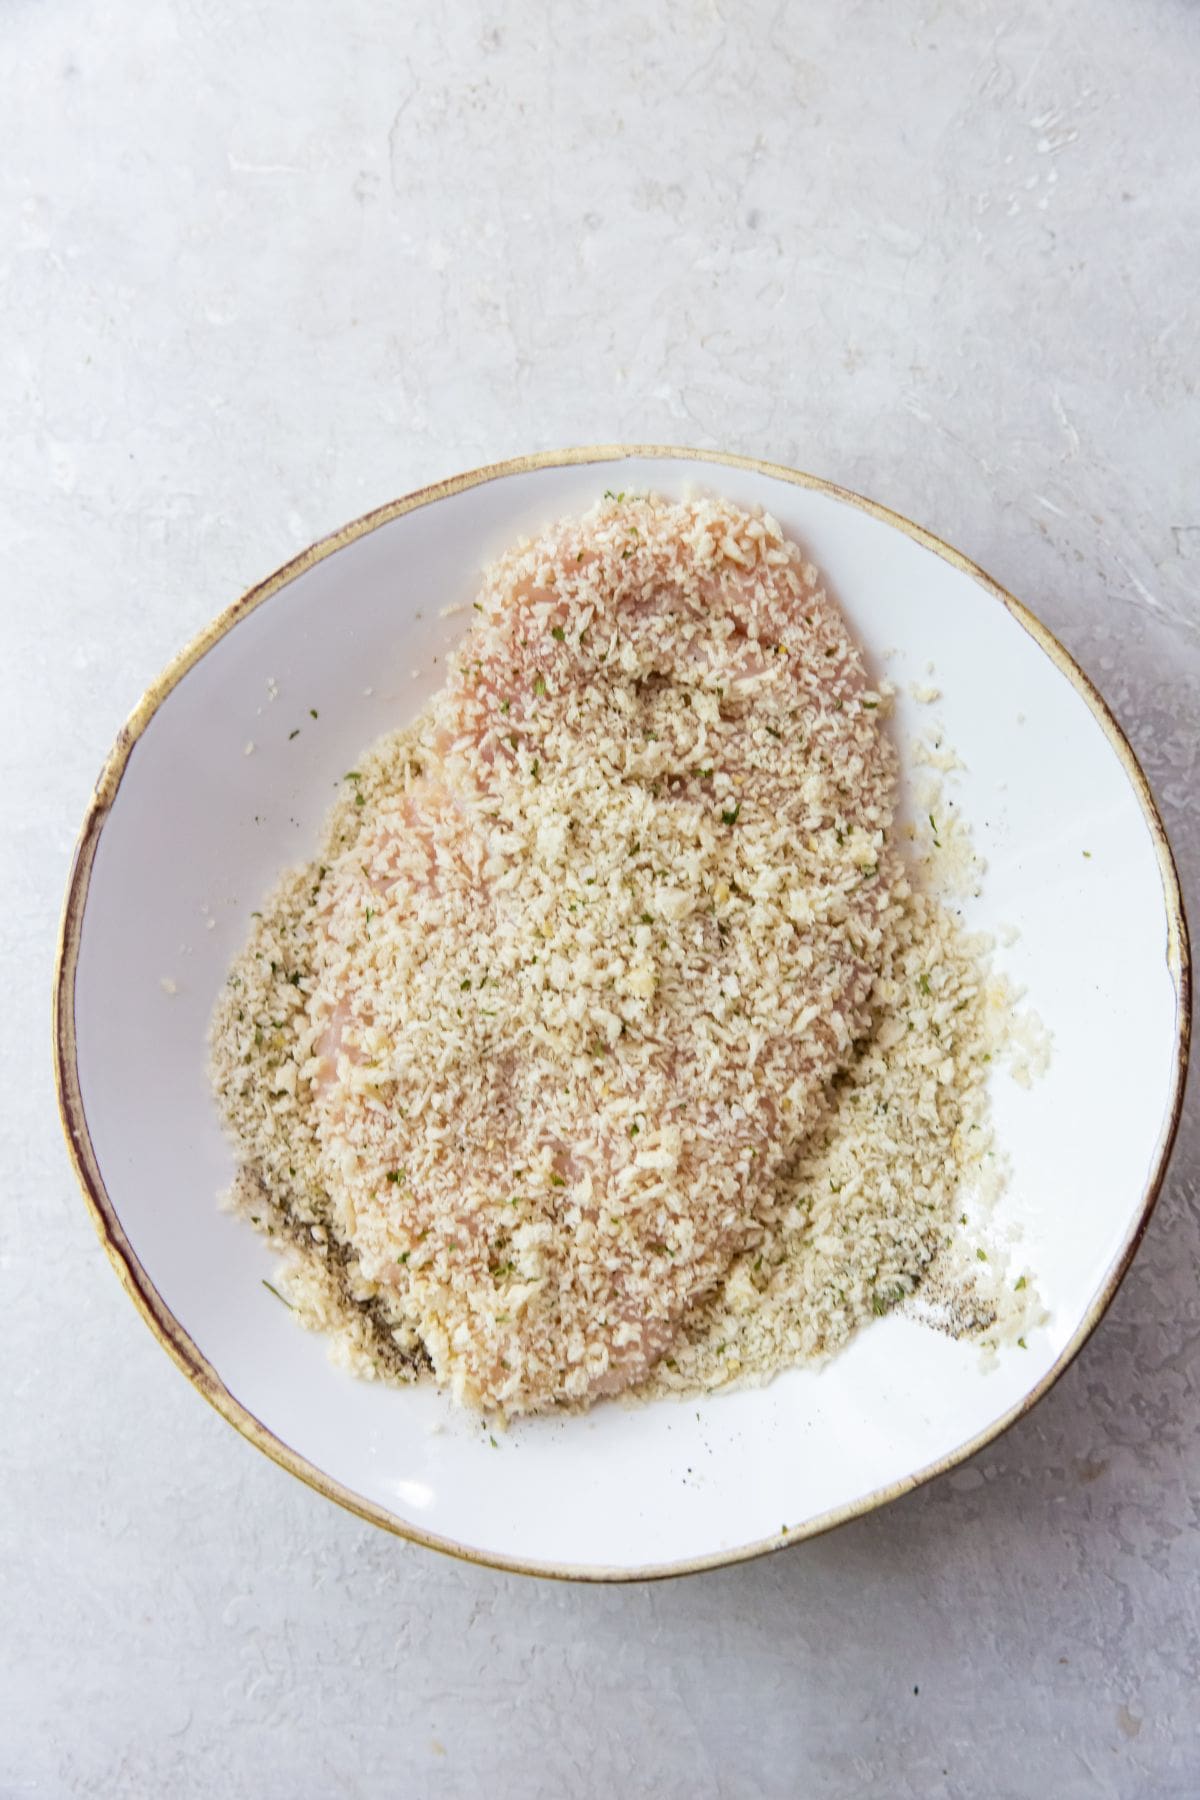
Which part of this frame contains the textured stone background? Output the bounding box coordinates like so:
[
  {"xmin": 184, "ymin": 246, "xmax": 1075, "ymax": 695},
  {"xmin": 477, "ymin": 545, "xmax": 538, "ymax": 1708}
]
[{"xmin": 2, "ymin": 1, "xmax": 1197, "ymax": 1794}]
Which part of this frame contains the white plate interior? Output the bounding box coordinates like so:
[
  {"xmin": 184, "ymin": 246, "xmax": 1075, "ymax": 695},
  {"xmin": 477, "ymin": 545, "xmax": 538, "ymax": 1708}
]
[{"xmin": 66, "ymin": 454, "xmax": 1184, "ymax": 1575}]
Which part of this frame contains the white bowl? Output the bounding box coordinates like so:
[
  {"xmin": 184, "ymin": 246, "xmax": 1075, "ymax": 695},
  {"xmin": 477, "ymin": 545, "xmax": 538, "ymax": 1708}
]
[{"xmin": 55, "ymin": 448, "xmax": 1190, "ymax": 1580}]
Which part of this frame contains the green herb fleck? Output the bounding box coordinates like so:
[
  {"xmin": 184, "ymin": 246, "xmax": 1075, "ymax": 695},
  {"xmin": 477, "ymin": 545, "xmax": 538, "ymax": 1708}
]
[
  {"xmin": 262, "ymin": 1279, "xmax": 292, "ymax": 1310},
  {"xmin": 288, "ymin": 728, "xmax": 300, "ymax": 740},
  {"xmin": 721, "ymin": 801, "xmax": 741, "ymax": 826},
  {"xmin": 1014, "ymin": 1275, "xmax": 1027, "ymax": 1291},
  {"xmin": 919, "ymin": 973, "xmax": 932, "ymax": 996},
  {"xmin": 1017, "ymin": 1337, "xmax": 1028, "ymax": 1349},
  {"xmin": 551, "ymin": 625, "xmax": 565, "ymax": 642},
  {"xmin": 533, "ymin": 674, "xmax": 546, "ymax": 698},
  {"xmin": 549, "ymin": 1173, "xmax": 566, "ymax": 1187},
  {"xmin": 309, "ymin": 707, "xmax": 318, "ymax": 719},
  {"xmin": 976, "ymin": 1247, "xmax": 988, "ymax": 1262}
]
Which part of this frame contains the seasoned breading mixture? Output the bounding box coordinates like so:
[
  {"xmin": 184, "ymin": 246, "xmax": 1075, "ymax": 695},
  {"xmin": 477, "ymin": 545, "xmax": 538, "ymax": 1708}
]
[{"xmin": 210, "ymin": 494, "xmax": 1033, "ymax": 1417}]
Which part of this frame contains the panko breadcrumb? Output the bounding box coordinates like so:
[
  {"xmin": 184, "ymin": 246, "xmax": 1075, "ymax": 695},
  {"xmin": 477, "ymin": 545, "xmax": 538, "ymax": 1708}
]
[{"xmin": 209, "ymin": 493, "xmax": 1041, "ymax": 1417}]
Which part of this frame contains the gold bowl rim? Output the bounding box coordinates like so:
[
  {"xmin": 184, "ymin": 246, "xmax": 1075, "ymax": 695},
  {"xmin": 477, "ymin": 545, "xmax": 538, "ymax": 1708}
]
[{"xmin": 53, "ymin": 443, "xmax": 1192, "ymax": 1582}]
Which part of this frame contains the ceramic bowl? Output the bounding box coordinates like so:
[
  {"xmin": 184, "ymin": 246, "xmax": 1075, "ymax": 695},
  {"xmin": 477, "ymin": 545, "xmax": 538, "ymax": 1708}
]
[{"xmin": 55, "ymin": 448, "xmax": 1190, "ymax": 1579}]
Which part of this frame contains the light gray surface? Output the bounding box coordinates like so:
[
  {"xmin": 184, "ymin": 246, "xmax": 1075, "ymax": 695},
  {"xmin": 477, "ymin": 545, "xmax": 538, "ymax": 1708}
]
[{"xmin": 2, "ymin": 1, "xmax": 1197, "ymax": 1794}]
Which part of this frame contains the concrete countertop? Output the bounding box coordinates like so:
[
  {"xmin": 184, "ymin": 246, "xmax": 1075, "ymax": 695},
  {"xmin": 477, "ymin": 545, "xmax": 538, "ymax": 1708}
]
[{"xmin": 2, "ymin": 1, "xmax": 1197, "ymax": 1794}]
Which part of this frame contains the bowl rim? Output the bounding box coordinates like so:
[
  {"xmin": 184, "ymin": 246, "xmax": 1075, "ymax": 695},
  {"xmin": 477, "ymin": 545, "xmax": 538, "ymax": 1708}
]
[{"xmin": 53, "ymin": 443, "xmax": 1192, "ymax": 1582}]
